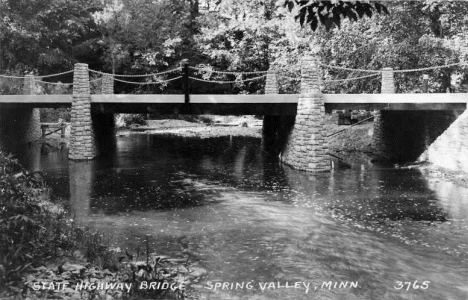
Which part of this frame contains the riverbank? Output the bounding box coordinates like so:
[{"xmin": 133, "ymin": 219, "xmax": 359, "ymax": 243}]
[
  {"xmin": 124, "ymin": 116, "xmax": 262, "ymax": 138},
  {"xmin": 0, "ymin": 152, "xmax": 204, "ymax": 299}
]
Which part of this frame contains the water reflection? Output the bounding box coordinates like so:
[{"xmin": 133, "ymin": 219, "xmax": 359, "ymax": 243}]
[
  {"xmin": 17, "ymin": 135, "xmax": 468, "ymax": 300},
  {"xmin": 69, "ymin": 161, "xmax": 94, "ymax": 220}
]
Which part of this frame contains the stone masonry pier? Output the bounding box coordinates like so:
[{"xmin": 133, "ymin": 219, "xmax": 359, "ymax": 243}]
[
  {"xmin": 69, "ymin": 64, "xmax": 116, "ymax": 160},
  {"xmin": 279, "ymin": 57, "xmax": 331, "ymax": 172}
]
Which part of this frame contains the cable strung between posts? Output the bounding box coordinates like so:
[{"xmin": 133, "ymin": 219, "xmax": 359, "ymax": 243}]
[
  {"xmin": 0, "ymin": 70, "xmax": 74, "ymax": 79},
  {"xmin": 276, "ymin": 73, "xmax": 379, "ymax": 82},
  {"xmin": 0, "ymin": 74, "xmax": 28, "ymax": 79},
  {"xmin": 189, "ymin": 66, "xmax": 268, "ymax": 75},
  {"xmin": 391, "ymin": 62, "xmax": 468, "ymax": 73},
  {"xmin": 319, "ymin": 63, "xmax": 381, "ymax": 73},
  {"xmin": 113, "ymin": 76, "xmax": 182, "ymax": 85},
  {"xmin": 188, "ymin": 75, "xmax": 267, "ymax": 84},
  {"xmin": 37, "ymin": 70, "xmax": 74, "ymax": 78},
  {"xmin": 35, "ymin": 80, "xmax": 73, "ymax": 86},
  {"xmin": 324, "ymin": 73, "xmax": 380, "ymax": 83},
  {"xmin": 320, "ymin": 62, "xmax": 468, "ymax": 74},
  {"xmin": 88, "ymin": 67, "xmax": 182, "ymax": 78}
]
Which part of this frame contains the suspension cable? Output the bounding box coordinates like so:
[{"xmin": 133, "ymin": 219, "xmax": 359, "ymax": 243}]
[
  {"xmin": 188, "ymin": 75, "xmax": 267, "ymax": 84},
  {"xmin": 113, "ymin": 76, "xmax": 182, "ymax": 85},
  {"xmin": 88, "ymin": 67, "xmax": 182, "ymax": 78},
  {"xmin": 189, "ymin": 66, "xmax": 268, "ymax": 75}
]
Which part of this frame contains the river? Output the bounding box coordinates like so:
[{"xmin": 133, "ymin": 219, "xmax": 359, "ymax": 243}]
[{"xmin": 19, "ymin": 134, "xmax": 468, "ymax": 300}]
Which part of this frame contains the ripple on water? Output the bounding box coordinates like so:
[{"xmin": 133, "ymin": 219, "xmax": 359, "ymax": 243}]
[{"xmin": 16, "ymin": 135, "xmax": 468, "ymax": 300}]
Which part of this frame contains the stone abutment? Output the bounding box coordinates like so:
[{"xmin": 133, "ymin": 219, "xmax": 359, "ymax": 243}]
[{"xmin": 372, "ymin": 67, "xmax": 462, "ymax": 163}]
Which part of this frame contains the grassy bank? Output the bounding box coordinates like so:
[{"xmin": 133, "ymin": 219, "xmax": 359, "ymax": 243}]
[
  {"xmin": 0, "ymin": 152, "xmax": 202, "ymax": 300},
  {"xmin": 324, "ymin": 114, "xmax": 374, "ymax": 153}
]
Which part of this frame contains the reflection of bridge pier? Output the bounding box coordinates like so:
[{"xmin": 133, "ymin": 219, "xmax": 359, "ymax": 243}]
[{"xmin": 69, "ymin": 161, "xmax": 94, "ymax": 221}]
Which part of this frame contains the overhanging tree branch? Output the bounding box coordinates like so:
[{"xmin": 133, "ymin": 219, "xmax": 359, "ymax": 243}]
[{"xmin": 284, "ymin": 0, "xmax": 389, "ymax": 31}]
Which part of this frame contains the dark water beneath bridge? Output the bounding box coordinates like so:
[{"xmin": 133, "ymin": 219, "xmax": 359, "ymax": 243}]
[{"xmin": 18, "ymin": 134, "xmax": 468, "ymax": 300}]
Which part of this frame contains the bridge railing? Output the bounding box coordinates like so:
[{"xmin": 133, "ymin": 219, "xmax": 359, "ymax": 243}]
[{"xmin": 1, "ymin": 59, "xmax": 468, "ymax": 102}]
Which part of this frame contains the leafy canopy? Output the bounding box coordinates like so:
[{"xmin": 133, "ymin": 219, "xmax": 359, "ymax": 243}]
[{"xmin": 283, "ymin": 0, "xmax": 389, "ymax": 31}]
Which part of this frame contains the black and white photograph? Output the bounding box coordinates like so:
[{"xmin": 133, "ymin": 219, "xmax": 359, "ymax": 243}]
[{"xmin": 0, "ymin": 0, "xmax": 467, "ymax": 299}]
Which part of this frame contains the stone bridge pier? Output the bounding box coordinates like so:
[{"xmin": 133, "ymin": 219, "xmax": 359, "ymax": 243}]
[
  {"xmin": 0, "ymin": 75, "xmax": 41, "ymax": 151},
  {"xmin": 372, "ymin": 68, "xmax": 460, "ymax": 163},
  {"xmin": 69, "ymin": 64, "xmax": 115, "ymax": 160},
  {"xmin": 263, "ymin": 56, "xmax": 331, "ymax": 172}
]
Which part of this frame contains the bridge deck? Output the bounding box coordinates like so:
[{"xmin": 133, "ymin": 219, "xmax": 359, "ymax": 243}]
[{"xmin": 0, "ymin": 93, "xmax": 466, "ymax": 114}]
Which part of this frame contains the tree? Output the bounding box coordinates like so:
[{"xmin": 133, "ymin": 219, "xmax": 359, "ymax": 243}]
[
  {"xmin": 93, "ymin": 0, "xmax": 203, "ymax": 93},
  {"xmin": 0, "ymin": 0, "xmax": 103, "ymax": 76},
  {"xmin": 283, "ymin": 0, "xmax": 389, "ymax": 31},
  {"xmin": 314, "ymin": 1, "xmax": 468, "ymax": 94},
  {"xmin": 194, "ymin": 0, "xmax": 294, "ymax": 94}
]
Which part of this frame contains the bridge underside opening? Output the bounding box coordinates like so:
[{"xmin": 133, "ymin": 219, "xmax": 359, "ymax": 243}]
[
  {"xmin": 92, "ymin": 113, "xmax": 116, "ymax": 156},
  {"xmin": 262, "ymin": 115, "xmax": 296, "ymax": 156},
  {"xmin": 91, "ymin": 103, "xmax": 298, "ymax": 116},
  {"xmin": 373, "ymin": 110, "xmax": 462, "ymax": 162},
  {"xmin": 0, "ymin": 107, "xmax": 41, "ymax": 151}
]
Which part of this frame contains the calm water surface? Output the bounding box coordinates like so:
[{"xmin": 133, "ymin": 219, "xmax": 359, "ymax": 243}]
[{"xmin": 19, "ymin": 134, "xmax": 468, "ymax": 300}]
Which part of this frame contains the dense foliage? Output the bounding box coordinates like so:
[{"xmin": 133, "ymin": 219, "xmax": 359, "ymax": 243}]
[
  {"xmin": 2, "ymin": 0, "xmax": 468, "ymax": 95},
  {"xmin": 0, "ymin": 0, "xmax": 103, "ymax": 78},
  {"xmin": 284, "ymin": 0, "xmax": 389, "ymax": 31}
]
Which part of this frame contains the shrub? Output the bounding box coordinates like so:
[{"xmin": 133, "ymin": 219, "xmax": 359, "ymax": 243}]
[
  {"xmin": 0, "ymin": 152, "xmax": 114, "ymax": 295},
  {"xmin": 0, "ymin": 152, "xmax": 199, "ymax": 299}
]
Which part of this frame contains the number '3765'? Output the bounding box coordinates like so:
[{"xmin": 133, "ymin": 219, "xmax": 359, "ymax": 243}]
[{"xmin": 394, "ymin": 281, "xmax": 430, "ymax": 291}]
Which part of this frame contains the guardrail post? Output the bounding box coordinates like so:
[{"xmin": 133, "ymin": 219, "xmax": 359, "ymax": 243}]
[
  {"xmin": 281, "ymin": 56, "xmax": 330, "ymax": 172},
  {"xmin": 69, "ymin": 63, "xmax": 97, "ymax": 160},
  {"xmin": 422, "ymin": 74, "xmax": 429, "ymax": 93},
  {"xmin": 102, "ymin": 73, "xmax": 114, "ymax": 94},
  {"xmin": 381, "ymin": 67, "xmax": 395, "ymax": 93},
  {"xmin": 21, "ymin": 74, "xmax": 42, "ymax": 143},
  {"xmin": 181, "ymin": 59, "xmax": 190, "ymax": 104},
  {"xmin": 23, "ymin": 74, "xmax": 35, "ymax": 95},
  {"xmin": 265, "ymin": 69, "xmax": 278, "ymax": 94}
]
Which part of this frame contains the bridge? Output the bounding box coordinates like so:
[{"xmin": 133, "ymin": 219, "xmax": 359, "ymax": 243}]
[
  {"xmin": 1, "ymin": 92, "xmax": 466, "ymax": 113},
  {"xmin": 0, "ymin": 57, "xmax": 467, "ymax": 173}
]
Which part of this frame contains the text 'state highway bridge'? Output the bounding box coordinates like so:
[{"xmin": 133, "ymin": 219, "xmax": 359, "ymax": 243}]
[{"xmin": 1, "ymin": 57, "xmax": 467, "ymax": 173}]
